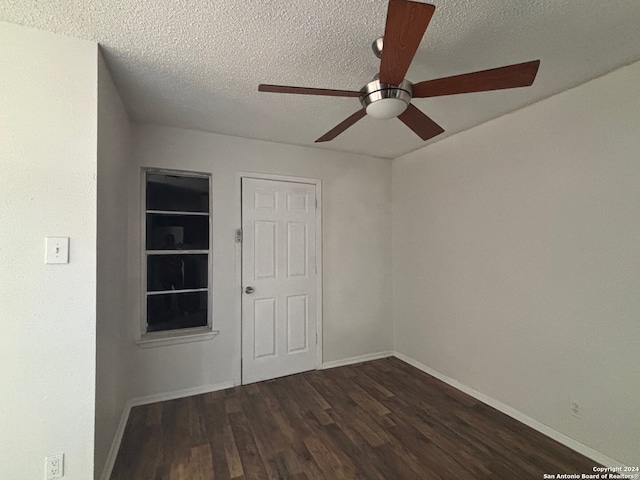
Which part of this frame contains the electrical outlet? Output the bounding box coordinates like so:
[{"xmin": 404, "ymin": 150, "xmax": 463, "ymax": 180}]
[
  {"xmin": 570, "ymin": 402, "xmax": 581, "ymax": 419},
  {"xmin": 45, "ymin": 453, "xmax": 64, "ymax": 479}
]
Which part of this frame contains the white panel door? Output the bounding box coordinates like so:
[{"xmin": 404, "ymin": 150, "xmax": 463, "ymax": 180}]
[{"xmin": 241, "ymin": 177, "xmax": 318, "ymax": 384}]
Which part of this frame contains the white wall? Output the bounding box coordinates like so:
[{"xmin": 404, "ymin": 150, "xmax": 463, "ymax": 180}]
[
  {"xmin": 0, "ymin": 22, "xmax": 98, "ymax": 479},
  {"xmin": 126, "ymin": 124, "xmax": 392, "ymax": 399},
  {"xmin": 95, "ymin": 51, "xmax": 131, "ymax": 479},
  {"xmin": 392, "ymin": 60, "xmax": 640, "ymax": 466}
]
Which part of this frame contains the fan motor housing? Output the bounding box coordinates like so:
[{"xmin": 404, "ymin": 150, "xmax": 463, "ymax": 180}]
[{"xmin": 360, "ymin": 79, "xmax": 413, "ymax": 119}]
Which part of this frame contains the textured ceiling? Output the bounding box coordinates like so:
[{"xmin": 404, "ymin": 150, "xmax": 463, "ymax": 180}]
[{"xmin": 2, "ymin": 0, "xmax": 640, "ymax": 158}]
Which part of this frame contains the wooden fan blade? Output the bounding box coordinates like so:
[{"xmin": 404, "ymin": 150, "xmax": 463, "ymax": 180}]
[
  {"xmin": 315, "ymin": 109, "xmax": 367, "ymax": 143},
  {"xmin": 413, "ymin": 60, "xmax": 540, "ymax": 98},
  {"xmin": 259, "ymin": 84, "xmax": 361, "ymax": 97},
  {"xmin": 398, "ymin": 103, "xmax": 444, "ymax": 141},
  {"xmin": 379, "ymin": 0, "xmax": 436, "ymax": 87}
]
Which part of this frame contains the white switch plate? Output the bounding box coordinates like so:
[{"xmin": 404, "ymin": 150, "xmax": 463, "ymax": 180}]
[{"xmin": 45, "ymin": 237, "xmax": 69, "ymax": 264}]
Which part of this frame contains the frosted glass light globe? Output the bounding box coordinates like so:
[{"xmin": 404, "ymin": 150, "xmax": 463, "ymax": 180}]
[{"xmin": 365, "ymin": 97, "xmax": 408, "ymax": 119}]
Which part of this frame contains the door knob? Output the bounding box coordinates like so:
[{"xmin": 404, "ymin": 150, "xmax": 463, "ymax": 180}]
[{"xmin": 244, "ymin": 286, "xmax": 254, "ymax": 294}]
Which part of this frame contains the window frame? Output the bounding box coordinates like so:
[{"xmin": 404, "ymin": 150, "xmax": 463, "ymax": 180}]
[{"xmin": 137, "ymin": 167, "xmax": 218, "ymax": 348}]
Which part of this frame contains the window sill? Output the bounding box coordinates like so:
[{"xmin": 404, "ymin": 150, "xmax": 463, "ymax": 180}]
[{"xmin": 136, "ymin": 328, "xmax": 219, "ymax": 349}]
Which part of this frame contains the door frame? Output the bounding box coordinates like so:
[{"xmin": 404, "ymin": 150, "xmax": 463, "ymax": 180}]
[{"xmin": 234, "ymin": 171, "xmax": 323, "ymax": 385}]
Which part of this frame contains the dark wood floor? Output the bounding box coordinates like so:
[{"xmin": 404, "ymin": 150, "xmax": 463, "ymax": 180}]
[{"xmin": 111, "ymin": 357, "xmax": 598, "ymax": 479}]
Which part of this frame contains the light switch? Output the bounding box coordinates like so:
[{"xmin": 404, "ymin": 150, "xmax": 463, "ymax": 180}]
[{"xmin": 45, "ymin": 237, "xmax": 69, "ymax": 264}]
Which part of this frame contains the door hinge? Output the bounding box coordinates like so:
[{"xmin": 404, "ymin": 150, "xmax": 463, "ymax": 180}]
[
  {"xmin": 316, "ymin": 333, "xmax": 318, "ymax": 345},
  {"xmin": 315, "ymin": 197, "xmax": 318, "ymax": 209},
  {"xmin": 235, "ymin": 228, "xmax": 243, "ymax": 243}
]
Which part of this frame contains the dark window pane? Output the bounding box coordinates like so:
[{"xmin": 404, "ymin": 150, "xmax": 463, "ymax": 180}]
[
  {"xmin": 147, "ymin": 291, "xmax": 208, "ymax": 332},
  {"xmin": 147, "ymin": 254, "xmax": 208, "ymax": 292},
  {"xmin": 146, "ymin": 214, "xmax": 209, "ymax": 250},
  {"xmin": 146, "ymin": 173, "xmax": 209, "ymax": 213}
]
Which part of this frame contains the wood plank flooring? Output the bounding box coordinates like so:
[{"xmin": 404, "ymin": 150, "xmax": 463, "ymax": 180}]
[{"xmin": 111, "ymin": 357, "xmax": 598, "ymax": 479}]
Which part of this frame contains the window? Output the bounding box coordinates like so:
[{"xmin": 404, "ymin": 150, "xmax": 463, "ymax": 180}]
[{"xmin": 142, "ymin": 169, "xmax": 213, "ymax": 339}]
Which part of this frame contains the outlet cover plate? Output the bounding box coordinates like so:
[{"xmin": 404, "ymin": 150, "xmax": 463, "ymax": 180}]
[{"xmin": 45, "ymin": 453, "xmax": 64, "ymax": 479}]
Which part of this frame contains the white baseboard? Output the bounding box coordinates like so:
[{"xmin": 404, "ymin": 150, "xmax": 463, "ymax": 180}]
[
  {"xmin": 321, "ymin": 350, "xmax": 393, "ymax": 370},
  {"xmin": 99, "ymin": 401, "xmax": 132, "ymax": 480},
  {"xmin": 127, "ymin": 381, "xmax": 236, "ymax": 408},
  {"xmin": 100, "ymin": 381, "xmax": 235, "ymax": 480},
  {"xmin": 393, "ymin": 352, "xmax": 626, "ymax": 468}
]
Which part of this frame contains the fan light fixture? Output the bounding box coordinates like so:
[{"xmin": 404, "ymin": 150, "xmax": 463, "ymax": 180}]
[
  {"xmin": 360, "ymin": 79, "xmax": 412, "ymax": 120},
  {"xmin": 258, "ymin": 0, "xmax": 541, "ymax": 143},
  {"xmin": 365, "ymin": 97, "xmax": 409, "ymax": 119}
]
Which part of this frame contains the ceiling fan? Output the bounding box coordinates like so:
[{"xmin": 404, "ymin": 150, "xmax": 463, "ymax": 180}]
[{"xmin": 258, "ymin": 0, "xmax": 540, "ymax": 143}]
